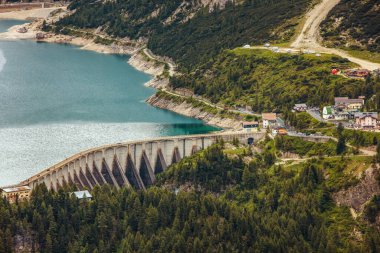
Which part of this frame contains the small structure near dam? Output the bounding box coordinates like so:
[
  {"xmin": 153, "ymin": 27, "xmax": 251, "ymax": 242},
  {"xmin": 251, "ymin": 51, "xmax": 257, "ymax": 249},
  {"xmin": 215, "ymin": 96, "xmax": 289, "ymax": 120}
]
[{"xmin": 17, "ymin": 132, "xmax": 265, "ymax": 191}]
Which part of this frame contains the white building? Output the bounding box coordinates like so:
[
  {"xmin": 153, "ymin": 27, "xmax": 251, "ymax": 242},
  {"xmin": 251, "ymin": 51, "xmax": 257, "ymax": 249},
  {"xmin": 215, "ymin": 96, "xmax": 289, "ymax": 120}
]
[
  {"xmin": 293, "ymin": 103, "xmax": 308, "ymax": 112},
  {"xmin": 262, "ymin": 113, "xmax": 277, "ymax": 128},
  {"xmin": 322, "ymin": 106, "xmax": 334, "ymax": 120},
  {"xmin": 355, "ymin": 112, "xmax": 378, "ymax": 129},
  {"xmin": 72, "ymin": 190, "xmax": 92, "ymax": 200}
]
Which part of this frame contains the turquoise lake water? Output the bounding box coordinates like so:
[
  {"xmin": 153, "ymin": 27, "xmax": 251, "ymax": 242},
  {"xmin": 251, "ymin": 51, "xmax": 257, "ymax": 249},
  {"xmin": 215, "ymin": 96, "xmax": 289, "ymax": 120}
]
[{"xmin": 0, "ymin": 20, "xmax": 216, "ymax": 185}]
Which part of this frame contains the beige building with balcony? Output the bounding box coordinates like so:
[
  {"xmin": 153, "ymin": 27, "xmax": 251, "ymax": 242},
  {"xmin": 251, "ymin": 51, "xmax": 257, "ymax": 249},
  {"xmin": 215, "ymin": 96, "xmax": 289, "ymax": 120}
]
[{"xmin": 1, "ymin": 186, "xmax": 31, "ymax": 203}]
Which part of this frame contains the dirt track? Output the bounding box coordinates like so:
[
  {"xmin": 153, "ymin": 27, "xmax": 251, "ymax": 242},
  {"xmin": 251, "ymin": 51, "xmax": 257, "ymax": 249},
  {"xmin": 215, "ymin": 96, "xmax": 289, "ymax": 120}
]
[
  {"xmin": 291, "ymin": 0, "xmax": 380, "ymax": 70},
  {"xmin": 0, "ymin": 7, "xmax": 61, "ymax": 20}
]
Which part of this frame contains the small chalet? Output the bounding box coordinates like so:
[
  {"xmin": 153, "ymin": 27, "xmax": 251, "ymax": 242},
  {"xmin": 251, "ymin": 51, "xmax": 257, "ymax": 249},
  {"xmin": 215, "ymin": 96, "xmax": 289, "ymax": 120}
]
[
  {"xmin": 293, "ymin": 103, "xmax": 308, "ymax": 112},
  {"xmin": 72, "ymin": 190, "xmax": 92, "ymax": 201},
  {"xmin": 262, "ymin": 113, "xmax": 277, "ymax": 128},
  {"xmin": 272, "ymin": 127, "xmax": 287, "ymax": 136},
  {"xmin": 354, "ymin": 112, "xmax": 378, "ymax": 129},
  {"xmin": 242, "ymin": 121, "xmax": 259, "ymax": 132},
  {"xmin": 1, "ymin": 186, "xmax": 31, "ymax": 203},
  {"xmin": 72, "ymin": 190, "xmax": 92, "ymax": 200},
  {"xmin": 334, "ymin": 97, "xmax": 364, "ymax": 111}
]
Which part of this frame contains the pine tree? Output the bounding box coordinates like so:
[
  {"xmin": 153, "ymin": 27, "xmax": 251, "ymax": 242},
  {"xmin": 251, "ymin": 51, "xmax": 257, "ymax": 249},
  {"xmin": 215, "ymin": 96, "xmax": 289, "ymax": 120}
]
[
  {"xmin": 336, "ymin": 123, "xmax": 346, "ymax": 155},
  {"xmin": 376, "ymin": 141, "xmax": 380, "ymax": 162}
]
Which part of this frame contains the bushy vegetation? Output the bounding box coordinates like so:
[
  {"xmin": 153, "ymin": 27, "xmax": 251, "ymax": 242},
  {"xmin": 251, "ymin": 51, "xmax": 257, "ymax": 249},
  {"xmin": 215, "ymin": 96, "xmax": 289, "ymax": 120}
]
[
  {"xmin": 341, "ymin": 128, "xmax": 380, "ymax": 147},
  {"xmin": 321, "ymin": 0, "xmax": 380, "ymax": 53},
  {"xmin": 284, "ymin": 111, "xmax": 332, "ymax": 131},
  {"xmin": 1, "ymin": 144, "xmax": 379, "ymax": 252},
  {"xmin": 275, "ymin": 135, "xmax": 338, "ymax": 157},
  {"xmin": 317, "ymin": 156, "xmax": 372, "ymax": 192},
  {"xmin": 364, "ymin": 195, "xmax": 380, "ymax": 223},
  {"xmin": 157, "ymin": 143, "xmax": 244, "ymax": 192},
  {"xmin": 170, "ymin": 49, "xmax": 370, "ymax": 112},
  {"xmin": 56, "ymin": 0, "xmax": 312, "ymax": 69}
]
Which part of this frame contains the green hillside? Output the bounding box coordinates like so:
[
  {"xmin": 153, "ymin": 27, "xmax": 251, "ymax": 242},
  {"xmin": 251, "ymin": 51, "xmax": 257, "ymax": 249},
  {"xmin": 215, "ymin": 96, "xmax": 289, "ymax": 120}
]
[
  {"xmin": 56, "ymin": 0, "xmax": 313, "ymax": 69},
  {"xmin": 169, "ymin": 48, "xmax": 375, "ymax": 112}
]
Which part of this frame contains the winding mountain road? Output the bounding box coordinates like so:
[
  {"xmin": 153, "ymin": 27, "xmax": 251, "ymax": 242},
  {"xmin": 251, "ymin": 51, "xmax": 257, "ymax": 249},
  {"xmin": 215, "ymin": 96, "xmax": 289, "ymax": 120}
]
[{"xmin": 291, "ymin": 0, "xmax": 380, "ymax": 70}]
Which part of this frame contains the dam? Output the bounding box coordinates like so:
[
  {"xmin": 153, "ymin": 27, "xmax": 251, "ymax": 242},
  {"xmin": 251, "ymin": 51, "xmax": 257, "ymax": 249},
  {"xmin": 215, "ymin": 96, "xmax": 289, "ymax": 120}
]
[{"xmin": 18, "ymin": 132, "xmax": 265, "ymax": 191}]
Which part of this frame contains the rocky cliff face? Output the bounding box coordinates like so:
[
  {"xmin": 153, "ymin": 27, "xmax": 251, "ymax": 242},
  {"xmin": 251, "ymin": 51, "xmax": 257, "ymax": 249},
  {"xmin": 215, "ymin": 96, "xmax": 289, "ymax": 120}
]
[
  {"xmin": 333, "ymin": 166, "xmax": 380, "ymax": 214},
  {"xmin": 146, "ymin": 94, "xmax": 241, "ymax": 130}
]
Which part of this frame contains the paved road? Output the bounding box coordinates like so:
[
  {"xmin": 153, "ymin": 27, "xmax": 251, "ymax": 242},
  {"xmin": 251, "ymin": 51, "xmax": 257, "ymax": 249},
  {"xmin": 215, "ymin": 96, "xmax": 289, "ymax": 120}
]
[{"xmin": 307, "ymin": 109, "xmax": 325, "ymax": 122}]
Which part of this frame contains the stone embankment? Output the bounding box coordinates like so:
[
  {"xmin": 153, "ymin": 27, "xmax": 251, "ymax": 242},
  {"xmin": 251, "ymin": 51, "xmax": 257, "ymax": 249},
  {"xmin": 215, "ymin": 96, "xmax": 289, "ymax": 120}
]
[{"xmin": 147, "ymin": 93, "xmax": 242, "ymax": 130}]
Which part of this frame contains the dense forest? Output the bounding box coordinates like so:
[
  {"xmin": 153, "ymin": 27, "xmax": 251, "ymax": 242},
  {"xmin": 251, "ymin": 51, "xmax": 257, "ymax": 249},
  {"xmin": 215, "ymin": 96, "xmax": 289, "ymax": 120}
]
[
  {"xmin": 55, "ymin": 0, "xmax": 313, "ymax": 69},
  {"xmin": 1, "ymin": 142, "xmax": 380, "ymax": 252},
  {"xmin": 169, "ymin": 48, "xmax": 380, "ymax": 112},
  {"xmin": 320, "ymin": 0, "xmax": 380, "ymax": 53}
]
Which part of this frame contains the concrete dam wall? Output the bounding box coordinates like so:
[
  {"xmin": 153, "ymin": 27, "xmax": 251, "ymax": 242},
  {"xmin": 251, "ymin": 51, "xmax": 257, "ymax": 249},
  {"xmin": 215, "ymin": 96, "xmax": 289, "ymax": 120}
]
[{"xmin": 19, "ymin": 132, "xmax": 265, "ymax": 191}]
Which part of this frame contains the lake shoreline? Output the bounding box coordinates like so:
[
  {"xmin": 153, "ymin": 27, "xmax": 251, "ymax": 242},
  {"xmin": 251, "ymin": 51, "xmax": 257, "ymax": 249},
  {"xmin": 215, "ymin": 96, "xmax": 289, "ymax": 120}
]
[{"xmin": 0, "ymin": 8, "xmax": 238, "ymax": 130}]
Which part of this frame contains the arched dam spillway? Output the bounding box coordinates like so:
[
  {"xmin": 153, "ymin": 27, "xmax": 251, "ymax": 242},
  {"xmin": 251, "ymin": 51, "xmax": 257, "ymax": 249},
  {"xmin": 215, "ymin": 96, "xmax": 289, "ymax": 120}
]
[{"xmin": 19, "ymin": 132, "xmax": 265, "ymax": 191}]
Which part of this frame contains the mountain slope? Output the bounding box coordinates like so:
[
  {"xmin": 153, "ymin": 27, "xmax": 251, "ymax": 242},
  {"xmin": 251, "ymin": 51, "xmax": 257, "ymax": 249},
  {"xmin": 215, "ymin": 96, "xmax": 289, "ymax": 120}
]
[
  {"xmin": 320, "ymin": 0, "xmax": 380, "ymax": 53},
  {"xmin": 56, "ymin": 0, "xmax": 313, "ymax": 69},
  {"xmin": 169, "ymin": 48, "xmax": 372, "ymax": 112}
]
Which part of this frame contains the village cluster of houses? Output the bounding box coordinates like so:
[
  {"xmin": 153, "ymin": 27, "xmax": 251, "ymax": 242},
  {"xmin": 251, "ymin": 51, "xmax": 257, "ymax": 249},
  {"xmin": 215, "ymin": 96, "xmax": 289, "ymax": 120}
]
[
  {"xmin": 241, "ymin": 113, "xmax": 287, "ymax": 135},
  {"xmin": 322, "ymin": 97, "xmax": 379, "ymax": 129},
  {"xmin": 1, "ymin": 186, "xmax": 92, "ymax": 203}
]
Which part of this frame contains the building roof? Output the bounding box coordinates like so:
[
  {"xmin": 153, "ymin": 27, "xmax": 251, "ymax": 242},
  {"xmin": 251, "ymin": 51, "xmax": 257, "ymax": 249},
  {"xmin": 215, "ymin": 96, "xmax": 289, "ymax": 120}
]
[
  {"xmin": 294, "ymin": 103, "xmax": 307, "ymax": 108},
  {"xmin": 323, "ymin": 106, "xmax": 333, "ymax": 115},
  {"xmin": 72, "ymin": 190, "xmax": 92, "ymax": 199},
  {"xmin": 334, "ymin": 97, "xmax": 364, "ymax": 105},
  {"xmin": 262, "ymin": 113, "xmax": 277, "ymax": 121},
  {"xmin": 354, "ymin": 112, "xmax": 378, "ymax": 119},
  {"xmin": 242, "ymin": 121, "xmax": 259, "ymax": 126},
  {"xmin": 1, "ymin": 186, "xmax": 31, "ymax": 193}
]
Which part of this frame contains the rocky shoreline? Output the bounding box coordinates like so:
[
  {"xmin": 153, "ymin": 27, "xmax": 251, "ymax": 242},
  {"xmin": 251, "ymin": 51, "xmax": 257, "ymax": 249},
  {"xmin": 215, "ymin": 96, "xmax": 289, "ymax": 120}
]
[{"xmin": 147, "ymin": 94, "xmax": 241, "ymax": 130}]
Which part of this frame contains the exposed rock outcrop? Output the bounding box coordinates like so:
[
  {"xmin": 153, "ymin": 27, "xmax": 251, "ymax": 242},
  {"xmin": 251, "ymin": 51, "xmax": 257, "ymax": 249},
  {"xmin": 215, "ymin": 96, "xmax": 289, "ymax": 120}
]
[
  {"xmin": 128, "ymin": 50, "xmax": 164, "ymax": 76},
  {"xmin": 144, "ymin": 77, "xmax": 169, "ymax": 89},
  {"xmin": 333, "ymin": 166, "xmax": 380, "ymax": 212}
]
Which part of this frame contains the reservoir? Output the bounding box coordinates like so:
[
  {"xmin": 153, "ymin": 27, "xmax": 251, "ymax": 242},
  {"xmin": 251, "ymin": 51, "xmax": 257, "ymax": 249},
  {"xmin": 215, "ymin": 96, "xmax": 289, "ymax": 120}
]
[{"xmin": 0, "ymin": 20, "xmax": 216, "ymax": 185}]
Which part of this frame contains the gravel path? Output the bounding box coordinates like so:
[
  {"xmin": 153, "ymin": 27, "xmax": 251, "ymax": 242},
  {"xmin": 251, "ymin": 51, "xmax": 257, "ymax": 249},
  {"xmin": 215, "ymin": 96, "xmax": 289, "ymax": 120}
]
[{"xmin": 291, "ymin": 0, "xmax": 380, "ymax": 70}]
